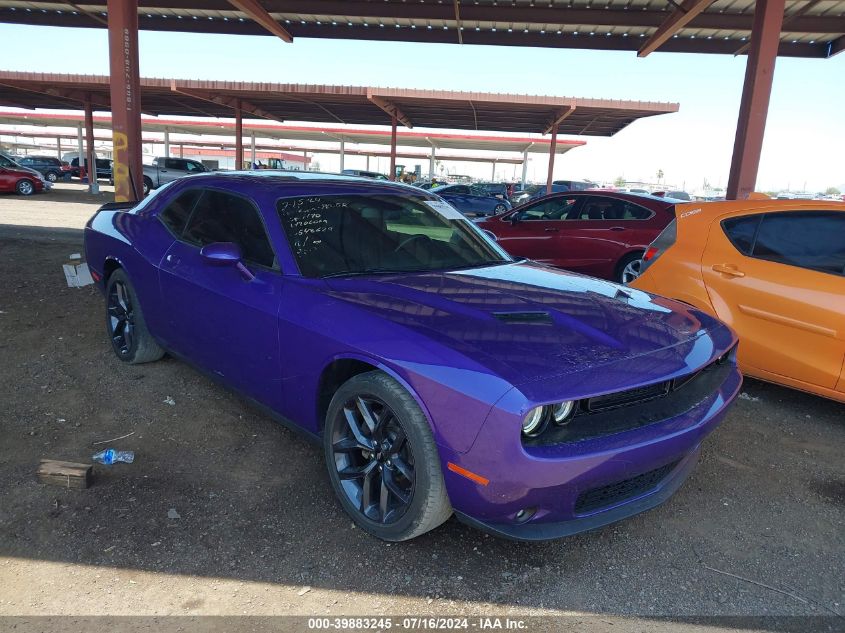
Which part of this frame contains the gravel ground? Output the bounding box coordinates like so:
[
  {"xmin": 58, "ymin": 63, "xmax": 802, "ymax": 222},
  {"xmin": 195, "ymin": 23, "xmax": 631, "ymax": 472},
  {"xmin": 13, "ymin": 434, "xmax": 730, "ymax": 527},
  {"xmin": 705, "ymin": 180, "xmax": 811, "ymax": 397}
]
[{"xmin": 0, "ymin": 191, "xmax": 843, "ymax": 632}]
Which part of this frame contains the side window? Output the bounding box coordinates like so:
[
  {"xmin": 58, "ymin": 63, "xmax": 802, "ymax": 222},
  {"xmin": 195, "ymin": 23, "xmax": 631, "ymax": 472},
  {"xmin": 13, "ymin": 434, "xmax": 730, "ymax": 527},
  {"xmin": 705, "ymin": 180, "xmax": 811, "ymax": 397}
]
[
  {"xmin": 18, "ymin": 157, "xmax": 32, "ymax": 166},
  {"xmin": 619, "ymin": 202, "xmax": 653, "ymax": 220},
  {"xmin": 573, "ymin": 197, "xmax": 616, "ymax": 220},
  {"xmin": 158, "ymin": 189, "xmax": 203, "ymax": 237},
  {"xmin": 752, "ymin": 212, "xmax": 845, "ymax": 276},
  {"xmin": 183, "ymin": 190, "xmax": 276, "ymax": 268},
  {"xmin": 722, "ymin": 215, "xmax": 761, "ymax": 255},
  {"xmin": 450, "ymin": 185, "xmax": 470, "ymax": 195},
  {"xmin": 164, "ymin": 158, "xmax": 184, "ymax": 170},
  {"xmin": 517, "ymin": 197, "xmax": 582, "ymax": 221},
  {"xmin": 186, "ymin": 161, "xmax": 204, "ymax": 173}
]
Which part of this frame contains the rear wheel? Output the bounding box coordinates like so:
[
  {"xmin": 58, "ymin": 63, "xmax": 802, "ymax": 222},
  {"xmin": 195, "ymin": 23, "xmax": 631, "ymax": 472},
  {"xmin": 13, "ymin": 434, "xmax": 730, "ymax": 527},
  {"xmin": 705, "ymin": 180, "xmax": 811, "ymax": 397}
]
[
  {"xmin": 16, "ymin": 179, "xmax": 34, "ymax": 196},
  {"xmin": 493, "ymin": 203, "xmax": 508, "ymax": 214},
  {"xmin": 45, "ymin": 171, "xmax": 59, "ymax": 183},
  {"xmin": 105, "ymin": 269, "xmax": 165, "ymax": 364},
  {"xmin": 617, "ymin": 252, "xmax": 644, "ymax": 284},
  {"xmin": 323, "ymin": 371, "xmax": 452, "ymax": 541}
]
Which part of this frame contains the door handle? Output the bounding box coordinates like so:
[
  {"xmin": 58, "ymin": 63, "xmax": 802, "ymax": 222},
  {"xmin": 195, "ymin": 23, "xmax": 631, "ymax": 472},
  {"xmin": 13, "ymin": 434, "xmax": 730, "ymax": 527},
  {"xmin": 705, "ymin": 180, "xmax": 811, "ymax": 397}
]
[
  {"xmin": 609, "ymin": 226, "xmax": 625, "ymax": 231},
  {"xmin": 544, "ymin": 228, "xmax": 559, "ymax": 233},
  {"xmin": 712, "ymin": 264, "xmax": 745, "ymax": 278}
]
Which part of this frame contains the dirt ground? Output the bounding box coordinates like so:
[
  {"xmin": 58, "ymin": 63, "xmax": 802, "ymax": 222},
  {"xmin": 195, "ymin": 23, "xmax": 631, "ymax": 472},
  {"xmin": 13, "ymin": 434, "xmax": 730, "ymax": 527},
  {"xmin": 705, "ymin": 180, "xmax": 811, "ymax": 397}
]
[{"xmin": 0, "ymin": 189, "xmax": 843, "ymax": 632}]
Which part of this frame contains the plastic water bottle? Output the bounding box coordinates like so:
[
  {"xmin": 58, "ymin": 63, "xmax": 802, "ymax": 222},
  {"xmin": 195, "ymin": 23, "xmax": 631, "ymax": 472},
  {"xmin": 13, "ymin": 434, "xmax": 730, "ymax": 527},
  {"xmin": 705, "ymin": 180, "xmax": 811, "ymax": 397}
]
[{"xmin": 92, "ymin": 448, "xmax": 135, "ymax": 465}]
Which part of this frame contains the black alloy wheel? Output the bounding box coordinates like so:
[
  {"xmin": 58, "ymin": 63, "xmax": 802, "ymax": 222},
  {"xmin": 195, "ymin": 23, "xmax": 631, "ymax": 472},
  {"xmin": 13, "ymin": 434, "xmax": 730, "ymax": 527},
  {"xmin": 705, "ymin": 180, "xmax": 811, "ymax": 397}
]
[
  {"xmin": 107, "ymin": 280, "xmax": 135, "ymax": 357},
  {"xmin": 331, "ymin": 395, "xmax": 415, "ymax": 525}
]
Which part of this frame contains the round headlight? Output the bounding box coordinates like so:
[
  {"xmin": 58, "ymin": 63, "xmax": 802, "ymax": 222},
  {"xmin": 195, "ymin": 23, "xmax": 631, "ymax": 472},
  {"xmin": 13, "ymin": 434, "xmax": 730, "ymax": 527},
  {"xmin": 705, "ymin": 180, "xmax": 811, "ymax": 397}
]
[
  {"xmin": 552, "ymin": 400, "xmax": 575, "ymax": 425},
  {"xmin": 522, "ymin": 406, "xmax": 547, "ymax": 437}
]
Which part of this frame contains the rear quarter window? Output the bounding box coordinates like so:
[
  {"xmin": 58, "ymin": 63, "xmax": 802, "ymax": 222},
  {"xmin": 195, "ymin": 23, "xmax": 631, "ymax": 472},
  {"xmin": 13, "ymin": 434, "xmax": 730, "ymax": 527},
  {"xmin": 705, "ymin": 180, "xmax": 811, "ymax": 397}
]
[
  {"xmin": 721, "ymin": 215, "xmax": 762, "ymax": 255},
  {"xmin": 158, "ymin": 189, "xmax": 203, "ymax": 236}
]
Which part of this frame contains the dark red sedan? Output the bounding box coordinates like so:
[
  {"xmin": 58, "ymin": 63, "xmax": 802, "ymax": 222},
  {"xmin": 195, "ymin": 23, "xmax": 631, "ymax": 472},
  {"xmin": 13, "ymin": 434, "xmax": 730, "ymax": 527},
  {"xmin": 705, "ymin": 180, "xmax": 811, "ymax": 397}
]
[{"xmin": 477, "ymin": 191, "xmax": 677, "ymax": 283}]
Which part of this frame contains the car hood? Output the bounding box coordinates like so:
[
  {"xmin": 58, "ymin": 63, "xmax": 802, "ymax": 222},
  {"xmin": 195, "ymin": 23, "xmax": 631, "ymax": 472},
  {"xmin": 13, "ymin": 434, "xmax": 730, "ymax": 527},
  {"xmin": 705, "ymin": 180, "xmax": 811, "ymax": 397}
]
[
  {"xmin": 11, "ymin": 165, "xmax": 44, "ymax": 180},
  {"xmin": 324, "ymin": 262, "xmax": 722, "ymax": 387}
]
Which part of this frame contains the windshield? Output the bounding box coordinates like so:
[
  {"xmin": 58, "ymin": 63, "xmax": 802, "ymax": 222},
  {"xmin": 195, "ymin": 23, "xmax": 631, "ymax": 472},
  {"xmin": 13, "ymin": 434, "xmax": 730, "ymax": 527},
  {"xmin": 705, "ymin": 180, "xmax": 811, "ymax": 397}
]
[
  {"xmin": 277, "ymin": 193, "xmax": 511, "ymax": 278},
  {"xmin": 0, "ymin": 154, "xmax": 22, "ymax": 168}
]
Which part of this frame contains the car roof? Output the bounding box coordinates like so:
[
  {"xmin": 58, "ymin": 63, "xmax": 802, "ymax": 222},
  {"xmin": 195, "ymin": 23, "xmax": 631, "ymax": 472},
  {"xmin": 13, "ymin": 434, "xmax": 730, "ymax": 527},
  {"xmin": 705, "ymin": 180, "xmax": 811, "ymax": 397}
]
[
  {"xmin": 535, "ymin": 189, "xmax": 676, "ymax": 208},
  {"xmin": 674, "ymin": 199, "xmax": 845, "ymax": 223},
  {"xmin": 162, "ymin": 169, "xmax": 425, "ymax": 192}
]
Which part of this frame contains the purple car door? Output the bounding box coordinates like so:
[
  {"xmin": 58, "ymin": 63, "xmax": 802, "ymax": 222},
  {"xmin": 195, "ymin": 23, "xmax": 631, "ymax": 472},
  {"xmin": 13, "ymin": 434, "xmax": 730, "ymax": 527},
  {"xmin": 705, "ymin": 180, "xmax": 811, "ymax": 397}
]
[{"xmin": 157, "ymin": 188, "xmax": 285, "ymax": 409}]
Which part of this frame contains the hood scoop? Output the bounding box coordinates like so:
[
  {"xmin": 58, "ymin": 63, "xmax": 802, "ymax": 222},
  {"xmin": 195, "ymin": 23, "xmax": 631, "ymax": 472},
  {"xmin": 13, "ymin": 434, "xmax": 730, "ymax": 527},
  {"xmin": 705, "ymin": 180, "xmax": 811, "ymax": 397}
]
[{"xmin": 492, "ymin": 311, "xmax": 553, "ymax": 325}]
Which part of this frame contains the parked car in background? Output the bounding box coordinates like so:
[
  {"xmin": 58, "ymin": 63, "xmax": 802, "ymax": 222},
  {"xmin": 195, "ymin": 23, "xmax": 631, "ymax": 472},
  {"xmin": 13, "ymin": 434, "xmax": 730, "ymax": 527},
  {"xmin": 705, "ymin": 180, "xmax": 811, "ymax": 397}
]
[
  {"xmin": 632, "ymin": 200, "xmax": 845, "ymax": 403},
  {"xmin": 15, "ymin": 155, "xmax": 70, "ymax": 183},
  {"xmin": 476, "ymin": 182, "xmax": 509, "ymax": 200},
  {"xmin": 70, "ymin": 157, "xmax": 114, "ymax": 184},
  {"xmin": 143, "ymin": 157, "xmax": 208, "ymax": 195},
  {"xmin": 431, "ymin": 183, "xmax": 512, "ymax": 216},
  {"xmin": 510, "ymin": 180, "xmax": 594, "ymax": 206},
  {"xmin": 652, "ymin": 190, "xmax": 692, "ymax": 201},
  {"xmin": 478, "ymin": 191, "xmax": 676, "ymax": 283},
  {"xmin": 0, "ymin": 152, "xmax": 46, "ymax": 195},
  {"xmin": 84, "ymin": 171, "xmax": 740, "ymax": 541},
  {"xmin": 341, "ymin": 169, "xmax": 390, "ymax": 180}
]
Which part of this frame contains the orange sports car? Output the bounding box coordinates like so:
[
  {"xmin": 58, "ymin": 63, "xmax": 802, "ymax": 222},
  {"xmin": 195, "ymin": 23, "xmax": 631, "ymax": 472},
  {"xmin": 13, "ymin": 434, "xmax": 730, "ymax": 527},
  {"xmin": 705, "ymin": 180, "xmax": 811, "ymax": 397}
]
[{"xmin": 631, "ymin": 200, "xmax": 845, "ymax": 403}]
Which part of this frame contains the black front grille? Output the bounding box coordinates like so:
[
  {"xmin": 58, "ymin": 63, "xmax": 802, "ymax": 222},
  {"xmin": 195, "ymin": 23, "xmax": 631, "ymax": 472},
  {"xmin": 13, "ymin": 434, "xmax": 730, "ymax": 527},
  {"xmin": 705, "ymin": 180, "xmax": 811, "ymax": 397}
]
[
  {"xmin": 588, "ymin": 380, "xmax": 670, "ymax": 412},
  {"xmin": 574, "ymin": 460, "xmax": 680, "ymax": 514}
]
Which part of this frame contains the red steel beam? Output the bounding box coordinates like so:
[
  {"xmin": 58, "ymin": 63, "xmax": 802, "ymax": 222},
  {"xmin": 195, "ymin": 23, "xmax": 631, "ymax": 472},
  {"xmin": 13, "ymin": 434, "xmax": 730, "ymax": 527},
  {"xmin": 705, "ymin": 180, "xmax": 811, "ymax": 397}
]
[
  {"xmin": 367, "ymin": 93, "xmax": 413, "ymax": 129},
  {"xmin": 734, "ymin": 0, "xmax": 823, "ymax": 56},
  {"xmin": 389, "ymin": 116, "xmax": 398, "ymax": 181},
  {"xmin": 545, "ymin": 125, "xmax": 558, "ymax": 194},
  {"xmin": 543, "ymin": 107, "xmax": 576, "ymax": 135},
  {"xmin": 234, "ymin": 100, "xmax": 243, "ymax": 169},
  {"xmin": 226, "ymin": 0, "xmax": 293, "ymax": 43},
  {"xmin": 84, "ymin": 99, "xmax": 97, "ymax": 193},
  {"xmin": 170, "ymin": 83, "xmax": 282, "ymax": 122},
  {"xmin": 107, "ymin": 0, "xmax": 143, "ymax": 202},
  {"xmin": 726, "ymin": 0, "xmax": 786, "ymax": 200},
  {"xmin": 638, "ymin": 0, "xmax": 717, "ymax": 57}
]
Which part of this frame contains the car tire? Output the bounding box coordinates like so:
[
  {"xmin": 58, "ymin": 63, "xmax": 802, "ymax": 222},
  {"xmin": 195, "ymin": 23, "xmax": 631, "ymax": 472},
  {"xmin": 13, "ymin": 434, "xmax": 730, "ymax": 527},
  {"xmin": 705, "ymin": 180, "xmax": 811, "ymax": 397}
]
[
  {"xmin": 15, "ymin": 179, "xmax": 35, "ymax": 196},
  {"xmin": 617, "ymin": 252, "xmax": 644, "ymax": 284},
  {"xmin": 45, "ymin": 171, "xmax": 59, "ymax": 183},
  {"xmin": 323, "ymin": 371, "xmax": 452, "ymax": 541},
  {"xmin": 142, "ymin": 176, "xmax": 153, "ymax": 196},
  {"xmin": 493, "ymin": 203, "xmax": 507, "ymax": 214},
  {"xmin": 105, "ymin": 268, "xmax": 165, "ymax": 364}
]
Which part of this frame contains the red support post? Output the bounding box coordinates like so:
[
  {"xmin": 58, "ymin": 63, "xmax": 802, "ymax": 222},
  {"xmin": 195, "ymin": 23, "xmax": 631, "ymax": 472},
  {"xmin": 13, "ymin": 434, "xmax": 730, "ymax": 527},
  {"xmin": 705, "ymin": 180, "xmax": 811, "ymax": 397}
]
[
  {"xmin": 84, "ymin": 100, "xmax": 98, "ymax": 194},
  {"xmin": 546, "ymin": 124, "xmax": 558, "ymax": 194},
  {"xmin": 726, "ymin": 0, "xmax": 786, "ymax": 200},
  {"xmin": 234, "ymin": 100, "xmax": 243, "ymax": 169},
  {"xmin": 389, "ymin": 116, "xmax": 398, "ymax": 181},
  {"xmin": 107, "ymin": 0, "xmax": 143, "ymax": 202}
]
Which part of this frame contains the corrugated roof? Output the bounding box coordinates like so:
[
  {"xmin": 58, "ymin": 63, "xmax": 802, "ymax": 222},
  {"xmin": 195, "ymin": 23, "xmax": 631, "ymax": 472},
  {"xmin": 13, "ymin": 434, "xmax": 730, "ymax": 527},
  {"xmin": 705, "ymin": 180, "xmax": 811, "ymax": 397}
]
[
  {"xmin": 0, "ymin": 71, "xmax": 678, "ymax": 136},
  {"xmin": 0, "ymin": 0, "xmax": 842, "ymax": 57}
]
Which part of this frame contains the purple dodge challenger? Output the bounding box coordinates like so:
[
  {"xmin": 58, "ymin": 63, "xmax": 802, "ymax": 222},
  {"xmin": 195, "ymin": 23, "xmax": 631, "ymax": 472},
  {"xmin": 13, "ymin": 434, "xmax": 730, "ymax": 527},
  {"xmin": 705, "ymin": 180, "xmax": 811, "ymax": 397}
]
[{"xmin": 84, "ymin": 172, "xmax": 741, "ymax": 542}]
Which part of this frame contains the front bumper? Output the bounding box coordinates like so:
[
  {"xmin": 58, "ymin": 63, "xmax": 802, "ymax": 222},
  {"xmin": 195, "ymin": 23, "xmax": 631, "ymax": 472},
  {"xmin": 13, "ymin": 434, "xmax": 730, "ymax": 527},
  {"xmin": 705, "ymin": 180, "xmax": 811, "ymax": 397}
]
[{"xmin": 442, "ymin": 364, "xmax": 742, "ymax": 541}]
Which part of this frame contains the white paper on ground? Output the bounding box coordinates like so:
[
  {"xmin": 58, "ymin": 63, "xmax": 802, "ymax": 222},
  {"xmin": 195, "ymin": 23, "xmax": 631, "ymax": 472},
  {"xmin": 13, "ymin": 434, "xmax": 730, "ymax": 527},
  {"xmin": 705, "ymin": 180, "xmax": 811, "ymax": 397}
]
[
  {"xmin": 424, "ymin": 200, "xmax": 465, "ymax": 220},
  {"xmin": 63, "ymin": 262, "xmax": 94, "ymax": 288}
]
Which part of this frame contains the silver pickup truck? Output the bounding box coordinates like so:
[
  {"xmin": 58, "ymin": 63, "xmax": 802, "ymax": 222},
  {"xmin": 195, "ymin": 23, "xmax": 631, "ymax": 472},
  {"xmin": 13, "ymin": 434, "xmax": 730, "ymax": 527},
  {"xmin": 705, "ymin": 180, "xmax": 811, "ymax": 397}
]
[{"xmin": 143, "ymin": 157, "xmax": 208, "ymax": 195}]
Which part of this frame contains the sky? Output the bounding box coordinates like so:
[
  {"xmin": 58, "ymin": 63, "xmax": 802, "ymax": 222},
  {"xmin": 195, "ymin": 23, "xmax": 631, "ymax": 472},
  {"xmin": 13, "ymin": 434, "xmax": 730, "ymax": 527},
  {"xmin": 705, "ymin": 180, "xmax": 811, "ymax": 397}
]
[{"xmin": 1, "ymin": 23, "xmax": 844, "ymax": 193}]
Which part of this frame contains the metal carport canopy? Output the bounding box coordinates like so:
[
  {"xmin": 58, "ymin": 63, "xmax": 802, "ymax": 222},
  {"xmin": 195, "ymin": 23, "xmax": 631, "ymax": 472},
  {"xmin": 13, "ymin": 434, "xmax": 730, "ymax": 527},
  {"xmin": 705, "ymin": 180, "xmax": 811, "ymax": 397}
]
[
  {"xmin": 0, "ymin": 72, "xmax": 677, "ymax": 136},
  {"xmin": 0, "ymin": 110, "xmax": 588, "ymax": 155},
  {"xmin": 0, "ymin": 0, "xmax": 842, "ymax": 57}
]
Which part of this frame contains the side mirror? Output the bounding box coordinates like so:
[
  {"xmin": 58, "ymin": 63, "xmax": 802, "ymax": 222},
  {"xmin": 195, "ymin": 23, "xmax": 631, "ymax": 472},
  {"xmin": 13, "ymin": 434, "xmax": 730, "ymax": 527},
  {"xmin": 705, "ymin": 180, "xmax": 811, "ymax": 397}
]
[
  {"xmin": 200, "ymin": 241, "xmax": 242, "ymax": 265},
  {"xmin": 482, "ymin": 229, "xmax": 498, "ymax": 242},
  {"xmin": 509, "ymin": 214, "xmax": 521, "ymax": 225},
  {"xmin": 199, "ymin": 242, "xmax": 255, "ymax": 281}
]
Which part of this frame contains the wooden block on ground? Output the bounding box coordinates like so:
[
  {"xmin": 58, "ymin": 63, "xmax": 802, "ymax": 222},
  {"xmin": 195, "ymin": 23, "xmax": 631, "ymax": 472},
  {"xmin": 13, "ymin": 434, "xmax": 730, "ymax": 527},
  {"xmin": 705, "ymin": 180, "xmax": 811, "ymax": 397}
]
[{"xmin": 37, "ymin": 460, "xmax": 93, "ymax": 489}]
